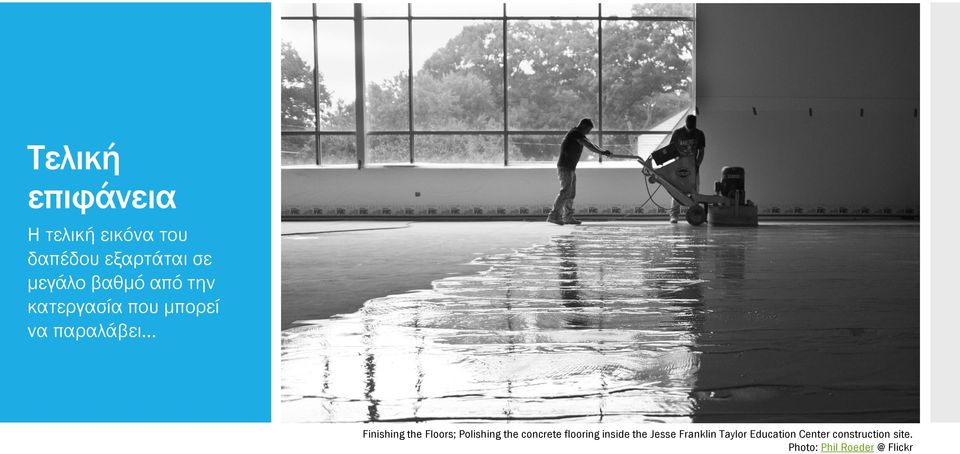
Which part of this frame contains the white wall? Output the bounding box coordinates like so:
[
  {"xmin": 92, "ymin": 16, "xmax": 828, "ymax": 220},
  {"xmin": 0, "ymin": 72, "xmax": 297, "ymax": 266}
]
[
  {"xmin": 282, "ymin": 166, "xmax": 666, "ymax": 216},
  {"xmin": 695, "ymin": 3, "xmax": 919, "ymax": 210},
  {"xmin": 282, "ymin": 4, "xmax": 919, "ymax": 217}
]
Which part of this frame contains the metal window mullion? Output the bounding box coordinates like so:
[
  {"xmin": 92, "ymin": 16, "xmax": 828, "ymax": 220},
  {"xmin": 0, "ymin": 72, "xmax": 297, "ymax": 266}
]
[
  {"xmin": 408, "ymin": 3, "xmax": 415, "ymax": 164},
  {"xmin": 371, "ymin": 130, "xmax": 513, "ymax": 135},
  {"xmin": 314, "ymin": 131, "xmax": 356, "ymax": 135},
  {"xmin": 283, "ymin": 16, "xmax": 353, "ymax": 20},
  {"xmin": 354, "ymin": 3, "xmax": 366, "ymax": 168},
  {"xmin": 364, "ymin": 130, "xmax": 673, "ymax": 135},
  {"xmin": 597, "ymin": 3, "xmax": 603, "ymax": 158},
  {"xmin": 366, "ymin": 16, "xmax": 694, "ymax": 21},
  {"xmin": 602, "ymin": 130, "xmax": 671, "ymax": 135},
  {"xmin": 692, "ymin": 5, "xmax": 697, "ymax": 113},
  {"xmin": 502, "ymin": 3, "xmax": 508, "ymax": 166},
  {"xmin": 312, "ymin": 4, "xmax": 321, "ymax": 166},
  {"xmin": 595, "ymin": 16, "xmax": 693, "ymax": 21}
]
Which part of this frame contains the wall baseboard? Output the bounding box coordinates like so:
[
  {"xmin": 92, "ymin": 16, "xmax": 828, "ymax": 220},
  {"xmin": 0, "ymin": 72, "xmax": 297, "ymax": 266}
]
[{"xmin": 281, "ymin": 203, "xmax": 919, "ymax": 222}]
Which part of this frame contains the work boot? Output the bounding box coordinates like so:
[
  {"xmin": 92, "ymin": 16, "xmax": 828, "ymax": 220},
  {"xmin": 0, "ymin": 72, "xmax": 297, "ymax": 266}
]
[
  {"xmin": 669, "ymin": 216, "xmax": 679, "ymax": 224},
  {"xmin": 562, "ymin": 218, "xmax": 582, "ymax": 225},
  {"xmin": 546, "ymin": 216, "xmax": 564, "ymax": 225}
]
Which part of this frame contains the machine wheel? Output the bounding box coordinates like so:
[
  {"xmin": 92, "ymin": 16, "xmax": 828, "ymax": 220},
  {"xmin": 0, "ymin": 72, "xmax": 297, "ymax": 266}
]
[{"xmin": 685, "ymin": 204, "xmax": 706, "ymax": 226}]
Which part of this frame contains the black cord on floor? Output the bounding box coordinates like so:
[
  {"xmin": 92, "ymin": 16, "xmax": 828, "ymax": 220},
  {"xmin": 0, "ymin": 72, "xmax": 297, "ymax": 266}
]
[
  {"xmin": 611, "ymin": 173, "xmax": 671, "ymax": 221},
  {"xmin": 281, "ymin": 222, "xmax": 415, "ymax": 236}
]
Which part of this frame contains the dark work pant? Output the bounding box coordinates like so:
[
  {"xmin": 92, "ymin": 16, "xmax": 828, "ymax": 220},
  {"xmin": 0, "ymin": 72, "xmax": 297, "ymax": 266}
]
[{"xmin": 549, "ymin": 168, "xmax": 577, "ymax": 220}]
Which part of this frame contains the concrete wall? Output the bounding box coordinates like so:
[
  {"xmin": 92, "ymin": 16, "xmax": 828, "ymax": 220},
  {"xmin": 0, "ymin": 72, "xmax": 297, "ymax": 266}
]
[{"xmin": 282, "ymin": 4, "xmax": 919, "ymax": 217}]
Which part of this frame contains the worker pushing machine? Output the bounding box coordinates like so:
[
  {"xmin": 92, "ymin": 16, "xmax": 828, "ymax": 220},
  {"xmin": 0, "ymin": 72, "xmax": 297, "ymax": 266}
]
[
  {"xmin": 546, "ymin": 118, "xmax": 612, "ymax": 225},
  {"xmin": 667, "ymin": 115, "xmax": 706, "ymax": 223},
  {"xmin": 547, "ymin": 113, "xmax": 756, "ymax": 227},
  {"xmin": 606, "ymin": 111, "xmax": 758, "ymax": 226}
]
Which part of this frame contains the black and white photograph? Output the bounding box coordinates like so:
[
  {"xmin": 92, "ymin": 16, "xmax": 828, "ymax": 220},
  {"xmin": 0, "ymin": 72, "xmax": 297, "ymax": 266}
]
[{"xmin": 280, "ymin": 2, "xmax": 919, "ymax": 423}]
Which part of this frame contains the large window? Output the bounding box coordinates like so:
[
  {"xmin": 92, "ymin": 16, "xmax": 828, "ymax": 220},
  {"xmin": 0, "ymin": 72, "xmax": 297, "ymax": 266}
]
[{"xmin": 280, "ymin": 3, "xmax": 695, "ymax": 167}]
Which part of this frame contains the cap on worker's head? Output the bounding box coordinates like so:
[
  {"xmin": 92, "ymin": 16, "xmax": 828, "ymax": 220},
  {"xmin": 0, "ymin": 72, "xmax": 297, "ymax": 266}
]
[
  {"xmin": 685, "ymin": 114, "xmax": 697, "ymax": 129},
  {"xmin": 577, "ymin": 118, "xmax": 594, "ymax": 130}
]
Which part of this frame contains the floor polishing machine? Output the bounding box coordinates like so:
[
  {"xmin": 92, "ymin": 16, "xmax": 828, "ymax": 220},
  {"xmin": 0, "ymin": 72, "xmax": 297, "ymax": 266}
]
[{"xmin": 609, "ymin": 143, "xmax": 759, "ymax": 226}]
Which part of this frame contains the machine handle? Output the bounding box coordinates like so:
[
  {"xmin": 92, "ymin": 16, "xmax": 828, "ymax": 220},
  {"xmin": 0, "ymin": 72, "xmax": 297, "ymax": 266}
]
[{"xmin": 606, "ymin": 153, "xmax": 645, "ymax": 161}]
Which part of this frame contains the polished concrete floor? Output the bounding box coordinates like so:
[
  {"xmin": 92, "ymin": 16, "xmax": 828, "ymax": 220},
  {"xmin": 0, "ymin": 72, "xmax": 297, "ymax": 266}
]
[
  {"xmin": 281, "ymin": 221, "xmax": 919, "ymax": 423},
  {"xmin": 281, "ymin": 221, "xmax": 563, "ymax": 329}
]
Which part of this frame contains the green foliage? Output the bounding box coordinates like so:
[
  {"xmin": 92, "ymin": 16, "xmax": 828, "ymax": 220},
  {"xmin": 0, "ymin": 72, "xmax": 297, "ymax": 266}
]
[
  {"xmin": 281, "ymin": 41, "xmax": 321, "ymax": 164},
  {"xmin": 421, "ymin": 21, "xmax": 505, "ymax": 108},
  {"xmin": 413, "ymin": 72, "xmax": 501, "ymax": 130},
  {"xmin": 368, "ymin": 73, "xmax": 409, "ymax": 130},
  {"xmin": 601, "ymin": 18, "xmax": 693, "ymax": 130},
  {"xmin": 281, "ymin": 41, "xmax": 323, "ymax": 130}
]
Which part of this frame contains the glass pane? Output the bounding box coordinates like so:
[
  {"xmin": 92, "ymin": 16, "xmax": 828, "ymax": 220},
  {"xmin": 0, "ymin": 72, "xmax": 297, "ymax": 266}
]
[
  {"xmin": 602, "ymin": 133, "xmax": 672, "ymax": 158},
  {"xmin": 280, "ymin": 4, "xmax": 313, "ymax": 17},
  {"xmin": 601, "ymin": 20, "xmax": 693, "ymax": 130},
  {"xmin": 316, "ymin": 20, "xmax": 356, "ymax": 130},
  {"xmin": 281, "ymin": 20, "xmax": 316, "ymax": 131},
  {"xmin": 412, "ymin": 20, "xmax": 504, "ymax": 130},
  {"xmin": 507, "ymin": 3, "xmax": 598, "ymax": 17},
  {"xmin": 507, "ymin": 20, "xmax": 598, "ymax": 130},
  {"xmin": 315, "ymin": 3, "xmax": 354, "ymax": 16},
  {"xmin": 414, "ymin": 3, "xmax": 503, "ymax": 17},
  {"xmin": 364, "ymin": 2, "xmax": 407, "ymax": 17},
  {"xmin": 509, "ymin": 134, "xmax": 563, "ymax": 163},
  {"xmin": 509, "ymin": 133, "xmax": 603, "ymax": 164},
  {"xmin": 319, "ymin": 135, "xmax": 356, "ymax": 165},
  {"xmin": 368, "ymin": 135, "xmax": 410, "ymax": 164},
  {"xmin": 281, "ymin": 134, "xmax": 317, "ymax": 166},
  {"xmin": 416, "ymin": 135, "xmax": 503, "ymax": 164},
  {"xmin": 601, "ymin": 3, "xmax": 695, "ymax": 18},
  {"xmin": 366, "ymin": 20, "xmax": 409, "ymax": 131}
]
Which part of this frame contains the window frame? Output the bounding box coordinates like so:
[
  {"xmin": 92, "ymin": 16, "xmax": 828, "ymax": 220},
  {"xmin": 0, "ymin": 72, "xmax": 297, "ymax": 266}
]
[{"xmin": 280, "ymin": 3, "xmax": 696, "ymax": 167}]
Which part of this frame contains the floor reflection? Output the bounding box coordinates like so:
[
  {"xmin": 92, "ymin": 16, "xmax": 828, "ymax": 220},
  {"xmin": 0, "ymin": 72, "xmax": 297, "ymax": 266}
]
[
  {"xmin": 690, "ymin": 225, "xmax": 919, "ymax": 422},
  {"xmin": 282, "ymin": 224, "xmax": 919, "ymax": 423}
]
